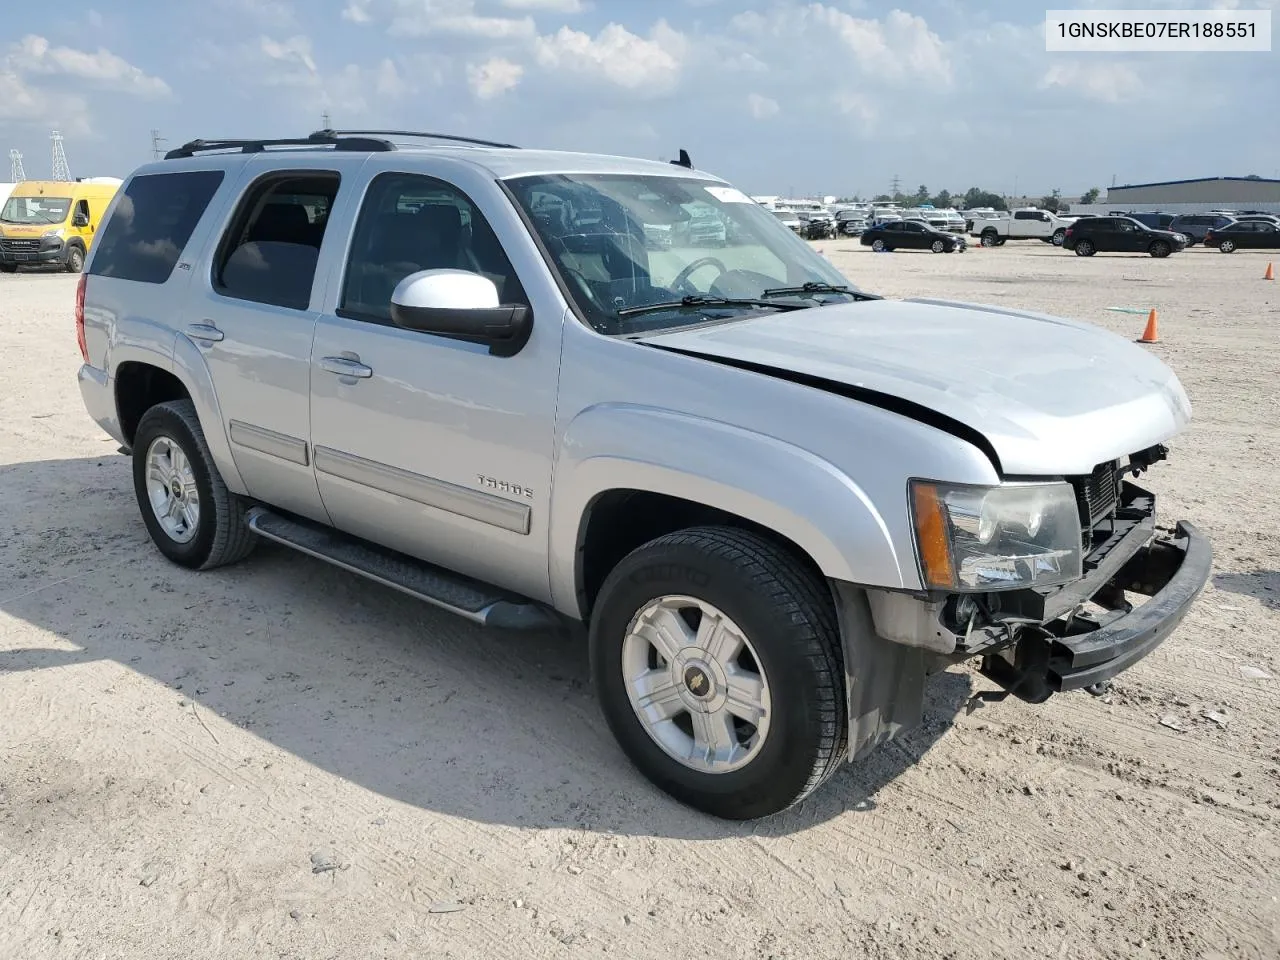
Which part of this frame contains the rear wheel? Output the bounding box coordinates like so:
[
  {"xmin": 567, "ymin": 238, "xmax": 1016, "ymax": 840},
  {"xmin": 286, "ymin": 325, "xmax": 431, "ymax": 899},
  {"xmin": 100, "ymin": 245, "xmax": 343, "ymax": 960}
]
[
  {"xmin": 132, "ymin": 399, "xmax": 257, "ymax": 570},
  {"xmin": 1074, "ymin": 239, "xmax": 1095, "ymax": 257},
  {"xmin": 1219, "ymin": 240, "xmax": 1236, "ymax": 253},
  {"xmin": 1052, "ymin": 228, "xmax": 1066, "ymax": 246},
  {"xmin": 1149, "ymin": 240, "xmax": 1171, "ymax": 259},
  {"xmin": 590, "ymin": 526, "xmax": 847, "ymax": 820}
]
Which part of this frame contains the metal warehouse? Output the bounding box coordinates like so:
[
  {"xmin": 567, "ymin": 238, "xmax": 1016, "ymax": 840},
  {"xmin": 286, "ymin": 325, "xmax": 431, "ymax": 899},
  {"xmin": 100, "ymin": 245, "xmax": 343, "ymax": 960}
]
[
  {"xmin": 1068, "ymin": 176, "xmax": 1280, "ymax": 217},
  {"xmin": 1107, "ymin": 177, "xmax": 1280, "ymax": 205}
]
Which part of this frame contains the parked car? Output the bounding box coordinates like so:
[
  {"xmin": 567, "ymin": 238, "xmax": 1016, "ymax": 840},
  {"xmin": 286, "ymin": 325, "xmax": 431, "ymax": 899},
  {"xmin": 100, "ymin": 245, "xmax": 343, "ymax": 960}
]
[
  {"xmin": 1222, "ymin": 214, "xmax": 1280, "ymax": 229},
  {"xmin": 1124, "ymin": 212, "xmax": 1176, "ymax": 231},
  {"xmin": 835, "ymin": 211, "xmax": 867, "ymax": 236},
  {"xmin": 1167, "ymin": 213, "xmax": 1235, "ymax": 245},
  {"xmin": 687, "ymin": 211, "xmax": 727, "ymax": 247},
  {"xmin": 1204, "ymin": 219, "xmax": 1280, "ymax": 252},
  {"xmin": 770, "ymin": 209, "xmax": 803, "ymax": 233},
  {"xmin": 1062, "ymin": 216, "xmax": 1188, "ymax": 258},
  {"xmin": 861, "ymin": 219, "xmax": 966, "ymax": 252},
  {"xmin": 799, "ymin": 211, "xmax": 838, "ymax": 240},
  {"xmin": 971, "ymin": 207, "xmax": 1078, "ymax": 247},
  {"xmin": 642, "ymin": 222, "xmax": 673, "ymax": 249},
  {"xmin": 74, "ymin": 129, "xmax": 1210, "ymax": 820}
]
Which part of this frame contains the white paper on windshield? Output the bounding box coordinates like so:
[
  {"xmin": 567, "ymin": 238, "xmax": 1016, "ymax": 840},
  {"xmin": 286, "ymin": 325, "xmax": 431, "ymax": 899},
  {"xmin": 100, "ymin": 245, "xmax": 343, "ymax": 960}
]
[{"xmin": 704, "ymin": 186, "xmax": 752, "ymax": 204}]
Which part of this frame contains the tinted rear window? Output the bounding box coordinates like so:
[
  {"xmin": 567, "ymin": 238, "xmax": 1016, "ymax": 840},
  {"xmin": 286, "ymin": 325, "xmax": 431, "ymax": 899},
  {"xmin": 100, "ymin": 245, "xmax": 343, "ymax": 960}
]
[{"xmin": 89, "ymin": 170, "xmax": 225, "ymax": 284}]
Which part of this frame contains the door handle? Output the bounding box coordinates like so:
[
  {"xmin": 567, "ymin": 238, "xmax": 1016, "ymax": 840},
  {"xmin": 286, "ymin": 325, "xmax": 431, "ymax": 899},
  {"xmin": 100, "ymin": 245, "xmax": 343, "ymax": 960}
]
[
  {"xmin": 320, "ymin": 356, "xmax": 373, "ymax": 379},
  {"xmin": 186, "ymin": 322, "xmax": 224, "ymax": 342}
]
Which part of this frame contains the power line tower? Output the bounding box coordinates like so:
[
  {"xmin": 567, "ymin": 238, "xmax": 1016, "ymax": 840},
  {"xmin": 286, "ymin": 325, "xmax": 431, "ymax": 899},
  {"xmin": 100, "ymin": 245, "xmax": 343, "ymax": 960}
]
[
  {"xmin": 322, "ymin": 111, "xmax": 331, "ymax": 130},
  {"xmin": 9, "ymin": 149, "xmax": 25, "ymax": 182},
  {"xmin": 889, "ymin": 174, "xmax": 902, "ymax": 198},
  {"xmin": 50, "ymin": 130, "xmax": 71, "ymax": 181},
  {"xmin": 151, "ymin": 129, "xmax": 167, "ymax": 160}
]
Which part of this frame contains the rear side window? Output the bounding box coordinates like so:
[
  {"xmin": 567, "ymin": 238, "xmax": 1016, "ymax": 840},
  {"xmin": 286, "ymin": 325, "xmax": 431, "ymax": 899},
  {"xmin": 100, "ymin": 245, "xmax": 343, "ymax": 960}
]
[
  {"xmin": 212, "ymin": 171, "xmax": 340, "ymax": 311},
  {"xmin": 88, "ymin": 170, "xmax": 225, "ymax": 284}
]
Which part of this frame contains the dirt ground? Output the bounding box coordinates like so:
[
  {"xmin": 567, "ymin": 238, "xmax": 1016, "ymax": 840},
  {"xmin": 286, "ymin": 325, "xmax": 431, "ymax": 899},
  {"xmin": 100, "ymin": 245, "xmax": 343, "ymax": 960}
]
[{"xmin": 1, "ymin": 241, "xmax": 1278, "ymax": 960}]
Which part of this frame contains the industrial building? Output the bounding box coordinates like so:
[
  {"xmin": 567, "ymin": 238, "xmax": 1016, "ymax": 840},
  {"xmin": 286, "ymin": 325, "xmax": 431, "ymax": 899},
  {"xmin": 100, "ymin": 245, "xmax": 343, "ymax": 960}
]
[{"xmin": 1068, "ymin": 176, "xmax": 1280, "ymax": 217}]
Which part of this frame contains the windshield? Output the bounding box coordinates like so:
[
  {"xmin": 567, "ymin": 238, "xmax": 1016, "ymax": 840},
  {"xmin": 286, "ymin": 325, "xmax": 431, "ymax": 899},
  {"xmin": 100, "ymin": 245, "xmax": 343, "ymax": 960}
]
[
  {"xmin": 505, "ymin": 173, "xmax": 859, "ymax": 336},
  {"xmin": 0, "ymin": 196, "xmax": 72, "ymax": 225}
]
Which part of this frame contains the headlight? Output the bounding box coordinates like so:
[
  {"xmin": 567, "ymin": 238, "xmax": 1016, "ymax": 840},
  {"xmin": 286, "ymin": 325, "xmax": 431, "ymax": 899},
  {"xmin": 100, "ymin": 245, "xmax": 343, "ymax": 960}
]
[
  {"xmin": 910, "ymin": 480, "xmax": 1082, "ymax": 591},
  {"xmin": 43, "ymin": 229, "xmax": 62, "ymax": 238}
]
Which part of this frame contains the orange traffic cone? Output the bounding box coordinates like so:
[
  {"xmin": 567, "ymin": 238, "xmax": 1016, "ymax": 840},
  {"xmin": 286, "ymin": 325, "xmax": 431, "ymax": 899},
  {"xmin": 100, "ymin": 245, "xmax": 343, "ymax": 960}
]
[
  {"xmin": 1137, "ymin": 308, "xmax": 1159, "ymax": 343},
  {"xmin": 1266, "ymin": 261, "xmax": 1274, "ymax": 280}
]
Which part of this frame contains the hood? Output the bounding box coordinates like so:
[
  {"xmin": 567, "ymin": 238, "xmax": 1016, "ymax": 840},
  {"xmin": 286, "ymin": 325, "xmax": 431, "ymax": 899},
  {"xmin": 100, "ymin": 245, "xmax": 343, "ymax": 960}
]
[
  {"xmin": 0, "ymin": 223, "xmax": 59, "ymax": 237},
  {"xmin": 643, "ymin": 298, "xmax": 1191, "ymax": 476}
]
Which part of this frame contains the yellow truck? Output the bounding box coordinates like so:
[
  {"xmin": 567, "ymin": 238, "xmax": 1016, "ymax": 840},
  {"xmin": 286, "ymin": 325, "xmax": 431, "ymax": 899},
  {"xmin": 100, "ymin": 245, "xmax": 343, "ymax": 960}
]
[{"xmin": 0, "ymin": 178, "xmax": 121, "ymax": 273}]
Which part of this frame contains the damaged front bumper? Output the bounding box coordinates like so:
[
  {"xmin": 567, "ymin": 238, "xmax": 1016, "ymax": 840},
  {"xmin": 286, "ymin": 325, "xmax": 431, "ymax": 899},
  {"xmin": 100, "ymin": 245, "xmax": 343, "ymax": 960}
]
[{"xmin": 831, "ymin": 482, "xmax": 1212, "ymax": 762}]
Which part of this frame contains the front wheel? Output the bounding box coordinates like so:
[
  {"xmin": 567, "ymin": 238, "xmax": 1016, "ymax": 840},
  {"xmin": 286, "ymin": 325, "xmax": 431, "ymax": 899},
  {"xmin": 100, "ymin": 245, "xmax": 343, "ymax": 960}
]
[
  {"xmin": 64, "ymin": 245, "xmax": 85, "ymax": 273},
  {"xmin": 930, "ymin": 239, "xmax": 945, "ymax": 253},
  {"xmin": 980, "ymin": 231, "xmax": 999, "ymax": 247},
  {"xmin": 132, "ymin": 399, "xmax": 257, "ymax": 570},
  {"xmin": 590, "ymin": 526, "xmax": 847, "ymax": 820},
  {"xmin": 1149, "ymin": 241, "xmax": 1171, "ymax": 258}
]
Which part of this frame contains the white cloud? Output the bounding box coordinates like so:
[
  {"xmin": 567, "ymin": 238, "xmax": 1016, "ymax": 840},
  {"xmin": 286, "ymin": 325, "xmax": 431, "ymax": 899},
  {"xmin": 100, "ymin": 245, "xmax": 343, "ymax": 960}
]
[
  {"xmin": 6, "ymin": 34, "xmax": 172, "ymax": 98},
  {"xmin": 832, "ymin": 90, "xmax": 877, "ymax": 125},
  {"xmin": 533, "ymin": 20, "xmax": 687, "ymax": 91},
  {"xmin": 468, "ymin": 56, "xmax": 524, "ymax": 98},
  {"xmin": 257, "ymin": 35, "xmax": 319, "ymax": 83},
  {"xmin": 501, "ymin": 0, "xmax": 584, "ymax": 10},
  {"xmin": 342, "ymin": 2, "xmax": 371, "ymax": 22},
  {"xmin": 1038, "ymin": 61, "xmax": 1142, "ymax": 103},
  {"xmin": 340, "ymin": 0, "xmax": 536, "ymax": 39},
  {"xmin": 746, "ymin": 93, "xmax": 779, "ymax": 118}
]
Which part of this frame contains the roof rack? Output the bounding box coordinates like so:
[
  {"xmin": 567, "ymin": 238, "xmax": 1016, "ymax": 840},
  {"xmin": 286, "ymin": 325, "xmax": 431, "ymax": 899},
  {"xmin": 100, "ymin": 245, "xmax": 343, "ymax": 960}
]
[
  {"xmin": 310, "ymin": 128, "xmax": 520, "ymax": 150},
  {"xmin": 164, "ymin": 132, "xmax": 395, "ymax": 160}
]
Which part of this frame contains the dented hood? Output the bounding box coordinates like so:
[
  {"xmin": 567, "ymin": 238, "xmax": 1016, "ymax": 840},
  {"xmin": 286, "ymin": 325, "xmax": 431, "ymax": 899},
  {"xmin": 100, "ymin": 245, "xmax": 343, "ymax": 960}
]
[{"xmin": 643, "ymin": 297, "xmax": 1192, "ymax": 476}]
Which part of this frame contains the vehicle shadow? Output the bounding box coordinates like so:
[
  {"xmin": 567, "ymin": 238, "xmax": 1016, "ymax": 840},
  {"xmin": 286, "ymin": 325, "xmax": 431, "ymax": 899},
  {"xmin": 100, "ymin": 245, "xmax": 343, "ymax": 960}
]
[
  {"xmin": 0, "ymin": 454, "xmax": 970, "ymax": 840},
  {"xmin": 1211, "ymin": 570, "xmax": 1280, "ymax": 610}
]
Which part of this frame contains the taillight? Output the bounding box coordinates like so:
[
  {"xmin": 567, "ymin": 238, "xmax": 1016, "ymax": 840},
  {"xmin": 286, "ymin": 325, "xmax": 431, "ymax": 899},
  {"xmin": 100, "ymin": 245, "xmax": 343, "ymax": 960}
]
[
  {"xmin": 75, "ymin": 274, "xmax": 88, "ymax": 363},
  {"xmin": 1064, "ymin": 226, "xmax": 1073, "ymax": 236}
]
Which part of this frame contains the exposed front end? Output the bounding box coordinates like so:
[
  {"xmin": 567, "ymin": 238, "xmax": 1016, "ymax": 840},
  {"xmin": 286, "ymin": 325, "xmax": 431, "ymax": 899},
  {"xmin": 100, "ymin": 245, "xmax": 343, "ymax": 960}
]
[{"xmin": 0, "ymin": 232, "xmax": 70, "ymax": 266}]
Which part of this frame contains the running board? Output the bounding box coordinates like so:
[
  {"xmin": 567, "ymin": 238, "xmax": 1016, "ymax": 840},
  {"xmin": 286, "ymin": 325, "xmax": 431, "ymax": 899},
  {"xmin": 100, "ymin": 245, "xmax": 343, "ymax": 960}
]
[{"xmin": 245, "ymin": 507, "xmax": 552, "ymax": 629}]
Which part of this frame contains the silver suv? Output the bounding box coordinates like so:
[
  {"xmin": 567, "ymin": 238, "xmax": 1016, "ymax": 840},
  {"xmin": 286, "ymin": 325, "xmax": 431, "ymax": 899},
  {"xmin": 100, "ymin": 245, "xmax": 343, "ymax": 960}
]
[{"xmin": 75, "ymin": 130, "xmax": 1212, "ymax": 820}]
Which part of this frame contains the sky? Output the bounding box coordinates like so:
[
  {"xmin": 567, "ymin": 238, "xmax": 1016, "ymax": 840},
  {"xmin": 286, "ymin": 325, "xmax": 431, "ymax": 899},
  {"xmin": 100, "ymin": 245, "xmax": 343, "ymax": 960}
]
[{"xmin": 2, "ymin": 0, "xmax": 1278, "ymax": 199}]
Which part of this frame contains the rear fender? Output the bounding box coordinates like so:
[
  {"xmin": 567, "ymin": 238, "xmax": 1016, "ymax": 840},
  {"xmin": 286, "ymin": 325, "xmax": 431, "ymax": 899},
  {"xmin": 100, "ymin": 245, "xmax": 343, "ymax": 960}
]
[{"xmin": 167, "ymin": 333, "xmax": 247, "ymax": 495}]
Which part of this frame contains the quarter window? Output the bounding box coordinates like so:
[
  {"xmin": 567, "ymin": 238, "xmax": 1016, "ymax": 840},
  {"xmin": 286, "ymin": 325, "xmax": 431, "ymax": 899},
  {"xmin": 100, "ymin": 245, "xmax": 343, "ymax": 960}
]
[
  {"xmin": 213, "ymin": 171, "xmax": 339, "ymax": 311},
  {"xmin": 87, "ymin": 170, "xmax": 225, "ymax": 284},
  {"xmin": 339, "ymin": 172, "xmax": 528, "ymax": 325}
]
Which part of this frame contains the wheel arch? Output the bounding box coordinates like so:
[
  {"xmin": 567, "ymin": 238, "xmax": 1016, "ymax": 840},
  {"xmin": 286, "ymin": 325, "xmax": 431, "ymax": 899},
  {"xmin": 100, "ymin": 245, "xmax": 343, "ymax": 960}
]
[{"xmin": 549, "ymin": 405, "xmax": 905, "ymax": 620}]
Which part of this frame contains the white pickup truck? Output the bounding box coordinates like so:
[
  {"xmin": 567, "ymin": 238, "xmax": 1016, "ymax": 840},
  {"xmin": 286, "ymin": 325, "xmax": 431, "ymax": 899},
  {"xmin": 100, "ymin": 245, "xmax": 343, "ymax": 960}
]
[{"xmin": 971, "ymin": 208, "xmax": 1079, "ymax": 247}]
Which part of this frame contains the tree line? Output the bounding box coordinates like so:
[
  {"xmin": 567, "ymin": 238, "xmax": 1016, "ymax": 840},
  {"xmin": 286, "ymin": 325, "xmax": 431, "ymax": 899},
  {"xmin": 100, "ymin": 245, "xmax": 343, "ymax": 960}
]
[{"xmin": 836, "ymin": 185, "xmax": 1104, "ymax": 212}]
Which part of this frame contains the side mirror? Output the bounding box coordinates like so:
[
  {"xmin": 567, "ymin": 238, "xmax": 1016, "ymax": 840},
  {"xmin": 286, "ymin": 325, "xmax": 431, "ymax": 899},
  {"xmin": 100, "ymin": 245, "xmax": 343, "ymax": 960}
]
[
  {"xmin": 389, "ymin": 269, "xmax": 532, "ymax": 358},
  {"xmin": 72, "ymin": 213, "xmax": 89, "ymax": 227}
]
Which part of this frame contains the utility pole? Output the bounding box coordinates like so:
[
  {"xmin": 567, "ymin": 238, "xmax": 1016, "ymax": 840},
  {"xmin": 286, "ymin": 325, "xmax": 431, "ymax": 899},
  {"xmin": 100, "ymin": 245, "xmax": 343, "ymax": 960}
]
[
  {"xmin": 9, "ymin": 149, "xmax": 25, "ymax": 182},
  {"xmin": 151, "ymin": 129, "xmax": 167, "ymax": 161},
  {"xmin": 889, "ymin": 174, "xmax": 901, "ymax": 198},
  {"xmin": 50, "ymin": 130, "xmax": 71, "ymax": 181},
  {"xmin": 322, "ymin": 111, "xmax": 332, "ymax": 130}
]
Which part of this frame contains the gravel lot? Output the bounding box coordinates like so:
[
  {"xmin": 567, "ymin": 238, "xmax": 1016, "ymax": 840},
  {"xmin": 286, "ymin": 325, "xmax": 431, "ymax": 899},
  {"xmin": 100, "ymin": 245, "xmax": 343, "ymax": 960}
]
[{"xmin": 1, "ymin": 241, "xmax": 1277, "ymax": 960}]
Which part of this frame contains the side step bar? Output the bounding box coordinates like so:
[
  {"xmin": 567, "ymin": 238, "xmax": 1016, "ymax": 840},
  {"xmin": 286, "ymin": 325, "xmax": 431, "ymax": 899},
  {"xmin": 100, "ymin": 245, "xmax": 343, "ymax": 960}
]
[{"xmin": 245, "ymin": 507, "xmax": 552, "ymax": 630}]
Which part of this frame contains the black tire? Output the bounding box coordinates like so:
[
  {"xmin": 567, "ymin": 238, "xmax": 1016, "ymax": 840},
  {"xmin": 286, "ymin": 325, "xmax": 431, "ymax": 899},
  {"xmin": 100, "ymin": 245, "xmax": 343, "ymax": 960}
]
[
  {"xmin": 1219, "ymin": 240, "xmax": 1235, "ymax": 253},
  {"xmin": 1149, "ymin": 241, "xmax": 1171, "ymax": 259},
  {"xmin": 930, "ymin": 239, "xmax": 945, "ymax": 253},
  {"xmin": 1074, "ymin": 239, "xmax": 1095, "ymax": 257},
  {"xmin": 0, "ymin": 264, "xmax": 16, "ymax": 273},
  {"xmin": 589, "ymin": 526, "xmax": 847, "ymax": 820},
  {"xmin": 871, "ymin": 238, "xmax": 885, "ymax": 252},
  {"xmin": 980, "ymin": 231, "xmax": 999, "ymax": 247},
  {"xmin": 1052, "ymin": 229, "xmax": 1066, "ymax": 246},
  {"xmin": 132, "ymin": 399, "xmax": 256, "ymax": 570},
  {"xmin": 64, "ymin": 244, "xmax": 85, "ymax": 273}
]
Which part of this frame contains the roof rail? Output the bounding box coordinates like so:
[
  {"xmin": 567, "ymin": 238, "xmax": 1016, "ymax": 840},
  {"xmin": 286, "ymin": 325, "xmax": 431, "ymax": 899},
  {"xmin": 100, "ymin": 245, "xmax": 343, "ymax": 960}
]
[
  {"xmin": 163, "ymin": 133, "xmax": 396, "ymax": 160},
  {"xmin": 310, "ymin": 128, "xmax": 520, "ymax": 149}
]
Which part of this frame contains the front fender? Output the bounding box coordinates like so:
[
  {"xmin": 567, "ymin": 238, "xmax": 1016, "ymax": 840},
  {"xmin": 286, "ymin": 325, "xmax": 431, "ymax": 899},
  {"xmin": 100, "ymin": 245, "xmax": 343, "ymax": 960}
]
[{"xmin": 548, "ymin": 403, "xmax": 905, "ymax": 616}]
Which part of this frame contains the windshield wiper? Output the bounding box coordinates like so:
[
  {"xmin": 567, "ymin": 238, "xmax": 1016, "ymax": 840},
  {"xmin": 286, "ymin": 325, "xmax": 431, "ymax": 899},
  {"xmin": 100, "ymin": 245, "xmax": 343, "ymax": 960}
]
[
  {"xmin": 761, "ymin": 281, "xmax": 878, "ymax": 300},
  {"xmin": 615, "ymin": 294, "xmax": 806, "ymax": 318}
]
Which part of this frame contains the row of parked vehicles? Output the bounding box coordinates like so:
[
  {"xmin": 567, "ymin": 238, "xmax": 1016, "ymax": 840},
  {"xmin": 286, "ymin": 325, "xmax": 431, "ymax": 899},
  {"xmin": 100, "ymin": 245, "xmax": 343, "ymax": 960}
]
[{"xmin": 1063, "ymin": 211, "xmax": 1280, "ymax": 258}]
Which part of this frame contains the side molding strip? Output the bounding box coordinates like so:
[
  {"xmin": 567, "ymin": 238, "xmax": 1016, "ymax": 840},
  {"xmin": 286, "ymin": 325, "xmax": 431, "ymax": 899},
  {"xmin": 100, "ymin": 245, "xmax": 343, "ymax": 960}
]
[
  {"xmin": 313, "ymin": 445, "xmax": 531, "ymax": 535},
  {"xmin": 229, "ymin": 420, "xmax": 310, "ymax": 466}
]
